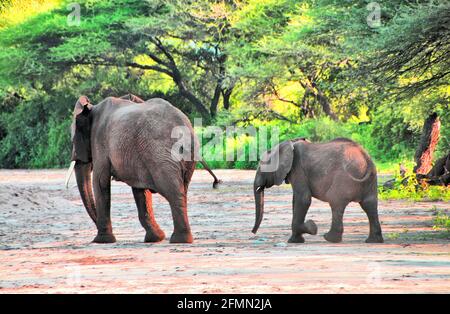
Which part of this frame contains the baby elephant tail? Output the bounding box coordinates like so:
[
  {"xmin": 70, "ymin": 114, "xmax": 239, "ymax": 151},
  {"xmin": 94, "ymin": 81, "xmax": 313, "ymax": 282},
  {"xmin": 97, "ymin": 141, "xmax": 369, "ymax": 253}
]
[
  {"xmin": 199, "ymin": 158, "xmax": 222, "ymax": 188},
  {"xmin": 346, "ymin": 153, "xmax": 376, "ymax": 183},
  {"xmin": 348, "ymin": 168, "xmax": 373, "ymax": 182}
]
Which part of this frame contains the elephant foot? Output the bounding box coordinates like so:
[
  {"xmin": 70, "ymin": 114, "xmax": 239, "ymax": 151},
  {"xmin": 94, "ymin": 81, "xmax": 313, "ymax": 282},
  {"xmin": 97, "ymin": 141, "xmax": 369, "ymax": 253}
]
[
  {"xmin": 93, "ymin": 233, "xmax": 116, "ymax": 243},
  {"xmin": 288, "ymin": 234, "xmax": 305, "ymax": 243},
  {"xmin": 365, "ymin": 233, "xmax": 384, "ymax": 243},
  {"xmin": 303, "ymin": 220, "xmax": 318, "ymax": 235},
  {"xmin": 145, "ymin": 229, "xmax": 165, "ymax": 243},
  {"xmin": 324, "ymin": 231, "xmax": 342, "ymax": 243},
  {"xmin": 170, "ymin": 231, "xmax": 193, "ymax": 244}
]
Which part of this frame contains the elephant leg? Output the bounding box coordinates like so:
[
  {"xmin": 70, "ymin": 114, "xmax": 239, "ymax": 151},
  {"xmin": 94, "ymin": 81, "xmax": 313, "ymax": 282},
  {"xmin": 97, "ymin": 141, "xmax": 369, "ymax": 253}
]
[
  {"xmin": 132, "ymin": 188, "xmax": 165, "ymax": 243},
  {"xmin": 157, "ymin": 176, "xmax": 193, "ymax": 244},
  {"xmin": 324, "ymin": 202, "xmax": 347, "ymax": 243},
  {"xmin": 92, "ymin": 164, "xmax": 116, "ymax": 243},
  {"xmin": 166, "ymin": 192, "xmax": 192, "ymax": 243},
  {"xmin": 288, "ymin": 189, "xmax": 316, "ymax": 243},
  {"xmin": 360, "ymin": 197, "xmax": 384, "ymax": 243}
]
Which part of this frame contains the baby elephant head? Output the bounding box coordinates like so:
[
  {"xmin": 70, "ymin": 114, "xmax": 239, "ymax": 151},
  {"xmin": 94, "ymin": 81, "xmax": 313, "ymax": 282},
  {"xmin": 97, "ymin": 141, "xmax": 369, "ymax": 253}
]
[{"xmin": 252, "ymin": 140, "xmax": 295, "ymax": 234}]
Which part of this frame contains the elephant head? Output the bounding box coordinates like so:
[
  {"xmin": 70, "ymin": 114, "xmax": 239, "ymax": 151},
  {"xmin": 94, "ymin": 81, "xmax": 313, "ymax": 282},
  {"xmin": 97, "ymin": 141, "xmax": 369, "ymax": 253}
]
[
  {"xmin": 66, "ymin": 96, "xmax": 97, "ymax": 224},
  {"xmin": 252, "ymin": 140, "xmax": 295, "ymax": 233}
]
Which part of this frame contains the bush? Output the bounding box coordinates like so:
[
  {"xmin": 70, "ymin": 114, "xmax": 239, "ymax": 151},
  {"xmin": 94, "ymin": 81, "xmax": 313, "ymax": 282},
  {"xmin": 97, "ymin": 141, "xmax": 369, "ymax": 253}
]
[
  {"xmin": 379, "ymin": 169, "xmax": 450, "ymax": 201},
  {"xmin": 30, "ymin": 117, "xmax": 72, "ymax": 168},
  {"xmin": 434, "ymin": 210, "xmax": 450, "ymax": 232},
  {"xmin": 193, "ymin": 116, "xmax": 421, "ymax": 171}
]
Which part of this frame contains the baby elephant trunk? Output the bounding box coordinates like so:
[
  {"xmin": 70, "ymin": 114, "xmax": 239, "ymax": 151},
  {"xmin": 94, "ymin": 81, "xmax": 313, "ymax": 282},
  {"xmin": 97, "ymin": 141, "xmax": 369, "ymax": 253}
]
[{"xmin": 252, "ymin": 185, "xmax": 264, "ymax": 234}]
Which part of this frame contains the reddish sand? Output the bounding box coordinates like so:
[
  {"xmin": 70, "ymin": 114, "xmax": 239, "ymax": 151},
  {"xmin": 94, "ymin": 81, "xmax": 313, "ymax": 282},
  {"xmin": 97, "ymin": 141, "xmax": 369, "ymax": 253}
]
[{"xmin": 0, "ymin": 169, "xmax": 449, "ymax": 293}]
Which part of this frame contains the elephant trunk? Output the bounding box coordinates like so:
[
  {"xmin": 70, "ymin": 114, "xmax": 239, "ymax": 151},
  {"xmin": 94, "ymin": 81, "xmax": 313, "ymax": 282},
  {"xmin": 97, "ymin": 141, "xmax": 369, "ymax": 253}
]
[
  {"xmin": 74, "ymin": 161, "xmax": 97, "ymax": 225},
  {"xmin": 252, "ymin": 185, "xmax": 265, "ymax": 234}
]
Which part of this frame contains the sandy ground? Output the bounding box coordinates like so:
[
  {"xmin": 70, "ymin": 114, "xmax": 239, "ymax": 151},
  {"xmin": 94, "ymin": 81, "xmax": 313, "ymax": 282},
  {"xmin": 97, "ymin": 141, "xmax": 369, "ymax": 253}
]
[{"xmin": 0, "ymin": 169, "xmax": 449, "ymax": 294}]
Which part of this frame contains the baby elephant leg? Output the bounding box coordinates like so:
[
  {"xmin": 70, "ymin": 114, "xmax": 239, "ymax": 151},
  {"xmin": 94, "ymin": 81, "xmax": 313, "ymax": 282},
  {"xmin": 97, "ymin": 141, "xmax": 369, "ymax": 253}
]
[
  {"xmin": 288, "ymin": 190, "xmax": 317, "ymax": 243},
  {"xmin": 360, "ymin": 197, "xmax": 384, "ymax": 243},
  {"xmin": 324, "ymin": 202, "xmax": 347, "ymax": 243}
]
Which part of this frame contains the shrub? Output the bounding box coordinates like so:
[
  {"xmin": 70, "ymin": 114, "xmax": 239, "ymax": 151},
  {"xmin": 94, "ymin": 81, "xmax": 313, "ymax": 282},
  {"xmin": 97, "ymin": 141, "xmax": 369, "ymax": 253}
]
[
  {"xmin": 379, "ymin": 169, "xmax": 450, "ymax": 202},
  {"xmin": 434, "ymin": 210, "xmax": 450, "ymax": 233}
]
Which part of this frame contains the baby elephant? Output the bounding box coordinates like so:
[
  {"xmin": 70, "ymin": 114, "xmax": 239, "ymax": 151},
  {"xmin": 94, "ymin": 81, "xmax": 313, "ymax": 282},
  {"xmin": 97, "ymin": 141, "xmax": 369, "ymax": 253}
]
[{"xmin": 252, "ymin": 138, "xmax": 383, "ymax": 243}]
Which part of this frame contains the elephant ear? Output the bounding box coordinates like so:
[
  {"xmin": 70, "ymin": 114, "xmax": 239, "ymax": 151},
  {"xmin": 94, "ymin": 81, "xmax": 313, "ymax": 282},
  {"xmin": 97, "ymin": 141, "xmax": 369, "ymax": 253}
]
[
  {"xmin": 72, "ymin": 96, "xmax": 93, "ymax": 163},
  {"xmin": 73, "ymin": 96, "xmax": 92, "ymax": 117},
  {"xmin": 259, "ymin": 141, "xmax": 294, "ymax": 188}
]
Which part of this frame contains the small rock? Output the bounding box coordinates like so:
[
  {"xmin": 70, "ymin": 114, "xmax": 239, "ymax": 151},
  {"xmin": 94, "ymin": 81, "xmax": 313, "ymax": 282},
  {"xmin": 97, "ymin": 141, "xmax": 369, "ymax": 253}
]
[{"xmin": 252, "ymin": 237, "xmax": 268, "ymax": 244}]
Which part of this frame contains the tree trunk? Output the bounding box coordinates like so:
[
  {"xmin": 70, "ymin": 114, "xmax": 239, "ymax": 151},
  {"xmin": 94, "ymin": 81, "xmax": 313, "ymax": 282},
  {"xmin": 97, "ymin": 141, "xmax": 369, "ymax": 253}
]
[
  {"xmin": 413, "ymin": 112, "xmax": 440, "ymax": 175},
  {"xmin": 300, "ymin": 76, "xmax": 337, "ymax": 121},
  {"xmin": 314, "ymin": 86, "xmax": 338, "ymax": 121},
  {"xmin": 210, "ymin": 84, "xmax": 221, "ymax": 117},
  {"xmin": 428, "ymin": 153, "xmax": 450, "ymax": 177},
  {"xmin": 222, "ymin": 88, "xmax": 232, "ymax": 110},
  {"xmin": 300, "ymin": 89, "xmax": 314, "ymax": 118},
  {"xmin": 423, "ymin": 152, "xmax": 450, "ymax": 186},
  {"xmin": 178, "ymin": 86, "xmax": 211, "ymax": 120},
  {"xmin": 172, "ymin": 69, "xmax": 210, "ymax": 120},
  {"xmin": 145, "ymin": 37, "xmax": 212, "ymax": 120}
]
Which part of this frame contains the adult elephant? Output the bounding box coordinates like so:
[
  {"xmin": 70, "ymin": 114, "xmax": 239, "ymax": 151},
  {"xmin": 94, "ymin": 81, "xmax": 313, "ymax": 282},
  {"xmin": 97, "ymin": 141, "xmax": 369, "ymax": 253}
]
[
  {"xmin": 66, "ymin": 95, "xmax": 220, "ymax": 244},
  {"xmin": 252, "ymin": 138, "xmax": 383, "ymax": 244}
]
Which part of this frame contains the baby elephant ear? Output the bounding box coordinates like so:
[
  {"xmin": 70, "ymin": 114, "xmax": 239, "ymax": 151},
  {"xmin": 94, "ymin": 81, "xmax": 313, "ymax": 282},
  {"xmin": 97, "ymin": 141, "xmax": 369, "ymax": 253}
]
[{"xmin": 260, "ymin": 141, "xmax": 294, "ymax": 188}]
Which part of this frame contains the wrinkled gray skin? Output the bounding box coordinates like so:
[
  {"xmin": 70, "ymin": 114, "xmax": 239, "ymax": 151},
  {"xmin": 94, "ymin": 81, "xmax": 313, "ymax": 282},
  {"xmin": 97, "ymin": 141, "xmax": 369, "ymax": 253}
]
[
  {"xmin": 71, "ymin": 94, "xmax": 219, "ymax": 244},
  {"xmin": 252, "ymin": 138, "xmax": 383, "ymax": 243}
]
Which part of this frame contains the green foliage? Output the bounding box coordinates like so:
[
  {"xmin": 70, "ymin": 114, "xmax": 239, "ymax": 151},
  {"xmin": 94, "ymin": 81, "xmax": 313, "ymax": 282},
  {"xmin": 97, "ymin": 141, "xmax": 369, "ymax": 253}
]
[
  {"xmin": 370, "ymin": 105, "xmax": 418, "ymax": 162},
  {"xmin": 379, "ymin": 169, "xmax": 450, "ymax": 202},
  {"xmin": 379, "ymin": 184, "xmax": 450, "ymax": 202},
  {"xmin": 385, "ymin": 232, "xmax": 400, "ymax": 241},
  {"xmin": 30, "ymin": 117, "xmax": 72, "ymax": 168},
  {"xmin": 0, "ymin": 0, "xmax": 448, "ymax": 173},
  {"xmin": 369, "ymin": 1, "xmax": 450, "ymax": 94},
  {"xmin": 0, "ymin": 0, "xmax": 60, "ymax": 29},
  {"xmin": 433, "ymin": 210, "xmax": 450, "ymax": 233},
  {"xmin": 197, "ymin": 117, "xmax": 417, "ymax": 171}
]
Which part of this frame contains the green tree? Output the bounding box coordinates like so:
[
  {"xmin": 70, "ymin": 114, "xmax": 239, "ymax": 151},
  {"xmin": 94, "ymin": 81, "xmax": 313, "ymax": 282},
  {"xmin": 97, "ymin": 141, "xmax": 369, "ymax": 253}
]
[{"xmin": 0, "ymin": 0, "xmax": 448, "ymax": 168}]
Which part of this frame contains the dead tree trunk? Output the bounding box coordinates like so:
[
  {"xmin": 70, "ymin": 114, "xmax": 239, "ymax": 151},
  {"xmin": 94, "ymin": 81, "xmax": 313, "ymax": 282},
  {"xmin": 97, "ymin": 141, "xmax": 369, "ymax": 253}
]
[
  {"xmin": 426, "ymin": 152, "xmax": 450, "ymax": 186},
  {"xmin": 413, "ymin": 112, "xmax": 440, "ymax": 175},
  {"xmin": 383, "ymin": 112, "xmax": 448, "ymax": 189}
]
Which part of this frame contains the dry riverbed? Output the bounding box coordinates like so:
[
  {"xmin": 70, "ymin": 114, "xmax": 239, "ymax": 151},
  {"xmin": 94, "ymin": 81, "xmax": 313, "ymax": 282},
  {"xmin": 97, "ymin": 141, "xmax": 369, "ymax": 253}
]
[{"xmin": 0, "ymin": 169, "xmax": 449, "ymax": 293}]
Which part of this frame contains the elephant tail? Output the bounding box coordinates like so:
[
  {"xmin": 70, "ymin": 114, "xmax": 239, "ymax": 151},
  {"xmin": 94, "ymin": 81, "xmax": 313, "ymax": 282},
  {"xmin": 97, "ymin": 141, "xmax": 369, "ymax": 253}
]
[
  {"xmin": 348, "ymin": 168, "xmax": 373, "ymax": 182},
  {"xmin": 199, "ymin": 158, "xmax": 221, "ymax": 188},
  {"xmin": 345, "ymin": 152, "xmax": 376, "ymax": 183}
]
